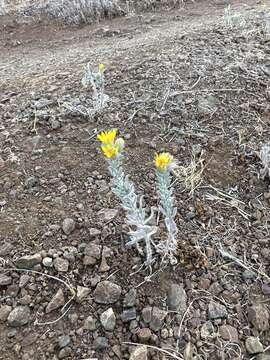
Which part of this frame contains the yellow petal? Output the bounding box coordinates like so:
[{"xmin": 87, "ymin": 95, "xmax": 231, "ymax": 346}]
[
  {"xmin": 97, "ymin": 129, "xmax": 117, "ymax": 145},
  {"xmin": 99, "ymin": 63, "xmax": 105, "ymax": 72},
  {"xmin": 101, "ymin": 144, "xmax": 119, "ymax": 158},
  {"xmin": 155, "ymin": 152, "xmax": 173, "ymax": 171}
]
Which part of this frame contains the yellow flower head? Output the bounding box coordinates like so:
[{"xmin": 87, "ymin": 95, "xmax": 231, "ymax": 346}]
[
  {"xmin": 97, "ymin": 129, "xmax": 117, "ymax": 145},
  {"xmin": 101, "ymin": 144, "xmax": 119, "ymax": 159},
  {"xmin": 99, "ymin": 63, "xmax": 105, "ymax": 73},
  {"xmin": 155, "ymin": 152, "xmax": 173, "ymax": 172}
]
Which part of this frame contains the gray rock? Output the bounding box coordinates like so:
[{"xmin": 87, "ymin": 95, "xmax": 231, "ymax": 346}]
[
  {"xmin": 246, "ymin": 337, "xmax": 264, "ymax": 354},
  {"xmin": 130, "ymin": 345, "xmax": 148, "ymax": 360},
  {"xmin": 19, "ymin": 275, "xmax": 30, "ymax": 288},
  {"xmin": 208, "ymin": 301, "xmax": 228, "ymax": 320},
  {"xmin": 242, "ymin": 269, "xmax": 256, "ymax": 280},
  {"xmin": 167, "ymin": 284, "xmax": 187, "ymax": 315},
  {"xmin": 8, "ymin": 306, "xmax": 31, "ymax": 327},
  {"xmin": 248, "ymin": 305, "xmax": 270, "ymax": 331},
  {"xmin": 89, "ymin": 228, "xmax": 101, "ymax": 236},
  {"xmin": 197, "ymin": 95, "xmax": 218, "ymax": 116},
  {"xmin": 219, "ymin": 325, "xmax": 238, "ymax": 343},
  {"xmin": 15, "ymin": 254, "xmax": 42, "ymax": 269},
  {"xmin": 150, "ymin": 307, "xmax": 167, "ymax": 332},
  {"xmin": 93, "ymin": 281, "xmax": 121, "ymax": 304},
  {"xmin": 0, "ymin": 274, "xmax": 12, "ymax": 286},
  {"xmin": 121, "ymin": 308, "xmax": 137, "ymax": 323},
  {"xmin": 137, "ymin": 328, "xmax": 152, "ymax": 343},
  {"xmin": 25, "ymin": 176, "xmax": 39, "ymax": 189},
  {"xmin": 83, "ymin": 256, "xmax": 97, "ymax": 266},
  {"xmin": 76, "ymin": 286, "xmax": 90, "ymax": 303},
  {"xmin": 46, "ymin": 289, "xmax": 65, "ymax": 313},
  {"xmin": 53, "ymin": 257, "xmax": 69, "ymax": 272},
  {"xmin": 255, "ymin": 355, "xmax": 270, "ymax": 360},
  {"xmin": 84, "ymin": 243, "xmax": 101, "ymax": 259},
  {"xmin": 93, "ymin": 336, "xmax": 108, "ymax": 350},
  {"xmin": 42, "ymin": 257, "xmax": 53, "ymax": 267},
  {"xmin": 100, "ymin": 308, "xmax": 116, "ymax": 331},
  {"xmin": 200, "ymin": 321, "xmax": 215, "ymax": 339},
  {"xmin": 0, "ymin": 242, "xmax": 13, "ymax": 256},
  {"xmin": 142, "ymin": 306, "xmax": 152, "ymax": 324},
  {"xmin": 83, "ymin": 315, "xmax": 97, "ymax": 331},
  {"xmin": 0, "ymin": 305, "xmax": 12, "ymax": 322},
  {"xmin": 123, "ymin": 289, "xmax": 137, "ymax": 308},
  {"xmin": 98, "ymin": 208, "xmax": 118, "ymax": 222},
  {"xmin": 58, "ymin": 335, "xmax": 71, "ymax": 349},
  {"xmin": 58, "ymin": 347, "xmax": 72, "ymax": 359},
  {"xmin": 62, "ymin": 218, "xmax": 75, "ymax": 235}
]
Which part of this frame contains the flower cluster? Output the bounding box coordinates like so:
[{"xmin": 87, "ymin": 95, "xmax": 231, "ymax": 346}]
[{"xmin": 97, "ymin": 129, "xmax": 178, "ymax": 265}]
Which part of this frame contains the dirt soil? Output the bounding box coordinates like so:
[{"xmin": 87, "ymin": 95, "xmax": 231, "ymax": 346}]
[{"xmin": 0, "ymin": 0, "xmax": 270, "ymax": 359}]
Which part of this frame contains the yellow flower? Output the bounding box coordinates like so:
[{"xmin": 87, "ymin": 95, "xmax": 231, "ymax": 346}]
[
  {"xmin": 155, "ymin": 152, "xmax": 173, "ymax": 171},
  {"xmin": 99, "ymin": 63, "xmax": 105, "ymax": 73},
  {"xmin": 101, "ymin": 144, "xmax": 119, "ymax": 158},
  {"xmin": 97, "ymin": 129, "xmax": 117, "ymax": 145}
]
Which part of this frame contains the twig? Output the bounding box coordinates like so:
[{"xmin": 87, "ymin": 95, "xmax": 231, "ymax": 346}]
[
  {"xmin": 34, "ymin": 304, "xmax": 72, "ymax": 326},
  {"xmin": 176, "ymin": 299, "xmax": 196, "ymax": 350},
  {"xmin": 123, "ymin": 342, "xmax": 184, "ymax": 359}
]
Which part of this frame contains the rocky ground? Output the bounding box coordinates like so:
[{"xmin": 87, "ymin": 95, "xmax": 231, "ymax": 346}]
[{"xmin": 0, "ymin": 0, "xmax": 270, "ymax": 359}]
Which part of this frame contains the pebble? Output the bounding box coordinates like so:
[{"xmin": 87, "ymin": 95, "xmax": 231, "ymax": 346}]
[
  {"xmin": 219, "ymin": 325, "xmax": 238, "ymax": 343},
  {"xmin": 123, "ymin": 289, "xmax": 137, "ymax": 308},
  {"xmin": 141, "ymin": 306, "xmax": 152, "ymax": 324},
  {"xmin": 97, "ymin": 208, "xmax": 118, "ymax": 222},
  {"xmin": 93, "ymin": 336, "xmax": 108, "ymax": 350},
  {"xmin": 53, "ymin": 257, "xmax": 69, "ymax": 272},
  {"xmin": 46, "ymin": 289, "xmax": 65, "ymax": 313},
  {"xmin": 76, "ymin": 286, "xmax": 90, "ymax": 303},
  {"xmin": 0, "ymin": 305, "xmax": 12, "ymax": 322},
  {"xmin": 58, "ymin": 335, "xmax": 71, "ymax": 349},
  {"xmin": 246, "ymin": 336, "xmax": 264, "ymax": 354},
  {"xmin": 0, "ymin": 274, "xmax": 12, "ymax": 286},
  {"xmin": 150, "ymin": 307, "xmax": 167, "ymax": 332},
  {"xmin": 0, "ymin": 242, "xmax": 13, "ymax": 256},
  {"xmin": 137, "ymin": 328, "xmax": 152, "ymax": 343},
  {"xmin": 62, "ymin": 218, "xmax": 75, "ymax": 235},
  {"xmin": 58, "ymin": 347, "xmax": 72, "ymax": 359},
  {"xmin": 248, "ymin": 305, "xmax": 270, "ymax": 331},
  {"xmin": 15, "ymin": 254, "xmax": 42, "ymax": 269},
  {"xmin": 8, "ymin": 306, "xmax": 31, "ymax": 327},
  {"xmin": 84, "ymin": 243, "xmax": 101, "ymax": 259},
  {"xmin": 83, "ymin": 315, "xmax": 97, "ymax": 331},
  {"xmin": 208, "ymin": 301, "xmax": 228, "ymax": 320},
  {"xmin": 100, "ymin": 308, "xmax": 116, "ymax": 331},
  {"xmin": 130, "ymin": 345, "xmax": 148, "ymax": 360},
  {"xmin": 200, "ymin": 321, "xmax": 215, "ymax": 339},
  {"xmin": 42, "ymin": 257, "xmax": 53, "ymax": 267},
  {"xmin": 121, "ymin": 308, "xmax": 137, "ymax": 323},
  {"xmin": 93, "ymin": 281, "xmax": 122, "ymax": 304},
  {"xmin": 19, "ymin": 275, "xmax": 30, "ymax": 288},
  {"xmin": 167, "ymin": 283, "xmax": 187, "ymax": 315}
]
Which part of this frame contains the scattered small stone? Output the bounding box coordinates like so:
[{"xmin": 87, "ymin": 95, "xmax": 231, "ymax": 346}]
[
  {"xmin": 219, "ymin": 325, "xmax": 238, "ymax": 343},
  {"xmin": 150, "ymin": 307, "xmax": 167, "ymax": 332},
  {"xmin": 248, "ymin": 305, "xmax": 269, "ymax": 331},
  {"xmin": 262, "ymin": 283, "xmax": 270, "ymax": 295},
  {"xmin": 15, "ymin": 254, "xmax": 42, "ymax": 269},
  {"xmin": 0, "ymin": 243, "xmax": 13, "ymax": 256},
  {"xmin": 97, "ymin": 208, "xmax": 118, "ymax": 222},
  {"xmin": 167, "ymin": 284, "xmax": 187, "ymax": 315},
  {"xmin": 42, "ymin": 257, "xmax": 53, "ymax": 267},
  {"xmin": 46, "ymin": 289, "xmax": 65, "ymax": 313},
  {"xmin": 255, "ymin": 355, "xmax": 270, "ymax": 360},
  {"xmin": 62, "ymin": 218, "xmax": 75, "ymax": 235},
  {"xmin": 99, "ymin": 255, "xmax": 110, "ymax": 272},
  {"xmin": 124, "ymin": 289, "xmax": 137, "ymax": 308},
  {"xmin": 208, "ymin": 301, "xmax": 228, "ymax": 320},
  {"xmin": 53, "ymin": 257, "xmax": 69, "ymax": 272},
  {"xmin": 93, "ymin": 281, "xmax": 122, "ymax": 304},
  {"xmin": 0, "ymin": 305, "xmax": 12, "ymax": 322},
  {"xmin": 246, "ymin": 337, "xmax": 264, "ymax": 354},
  {"xmin": 100, "ymin": 308, "xmax": 116, "ymax": 331},
  {"xmin": 137, "ymin": 328, "xmax": 152, "ymax": 343},
  {"xmin": 83, "ymin": 256, "xmax": 97, "ymax": 266},
  {"xmin": 89, "ymin": 228, "xmax": 101, "ymax": 236},
  {"xmin": 121, "ymin": 308, "xmax": 137, "ymax": 323},
  {"xmin": 8, "ymin": 306, "xmax": 31, "ymax": 327},
  {"xmin": 19, "ymin": 275, "xmax": 30, "ymax": 288},
  {"xmin": 130, "ymin": 345, "xmax": 148, "ymax": 360},
  {"xmin": 242, "ymin": 269, "xmax": 256, "ymax": 280},
  {"xmin": 142, "ymin": 306, "xmax": 152, "ymax": 324},
  {"xmin": 112, "ymin": 344, "xmax": 122, "ymax": 359},
  {"xmin": 58, "ymin": 347, "xmax": 72, "ymax": 359},
  {"xmin": 76, "ymin": 286, "xmax": 90, "ymax": 303},
  {"xmin": 83, "ymin": 315, "xmax": 97, "ymax": 331},
  {"xmin": 93, "ymin": 336, "xmax": 108, "ymax": 350},
  {"xmin": 58, "ymin": 335, "xmax": 71, "ymax": 349},
  {"xmin": 84, "ymin": 243, "xmax": 101, "ymax": 259},
  {"xmin": 200, "ymin": 321, "xmax": 215, "ymax": 339},
  {"xmin": 0, "ymin": 274, "xmax": 12, "ymax": 286},
  {"xmin": 24, "ymin": 176, "xmax": 39, "ymax": 189}
]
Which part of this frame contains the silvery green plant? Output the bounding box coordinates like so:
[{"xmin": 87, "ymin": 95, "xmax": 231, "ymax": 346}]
[
  {"xmin": 259, "ymin": 143, "xmax": 270, "ymax": 179},
  {"xmin": 82, "ymin": 62, "xmax": 109, "ymax": 112},
  {"xmin": 97, "ymin": 130, "xmax": 157, "ymax": 266},
  {"xmin": 155, "ymin": 153, "xmax": 178, "ymax": 264},
  {"xmin": 224, "ymin": 5, "xmax": 246, "ymax": 29}
]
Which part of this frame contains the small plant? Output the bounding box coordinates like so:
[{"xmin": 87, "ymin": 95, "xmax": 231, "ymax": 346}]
[
  {"xmin": 259, "ymin": 143, "xmax": 270, "ymax": 179},
  {"xmin": 155, "ymin": 153, "xmax": 178, "ymax": 264},
  {"xmin": 82, "ymin": 62, "xmax": 109, "ymax": 112},
  {"xmin": 97, "ymin": 129, "xmax": 179, "ymax": 266},
  {"xmin": 224, "ymin": 5, "xmax": 246, "ymax": 29}
]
